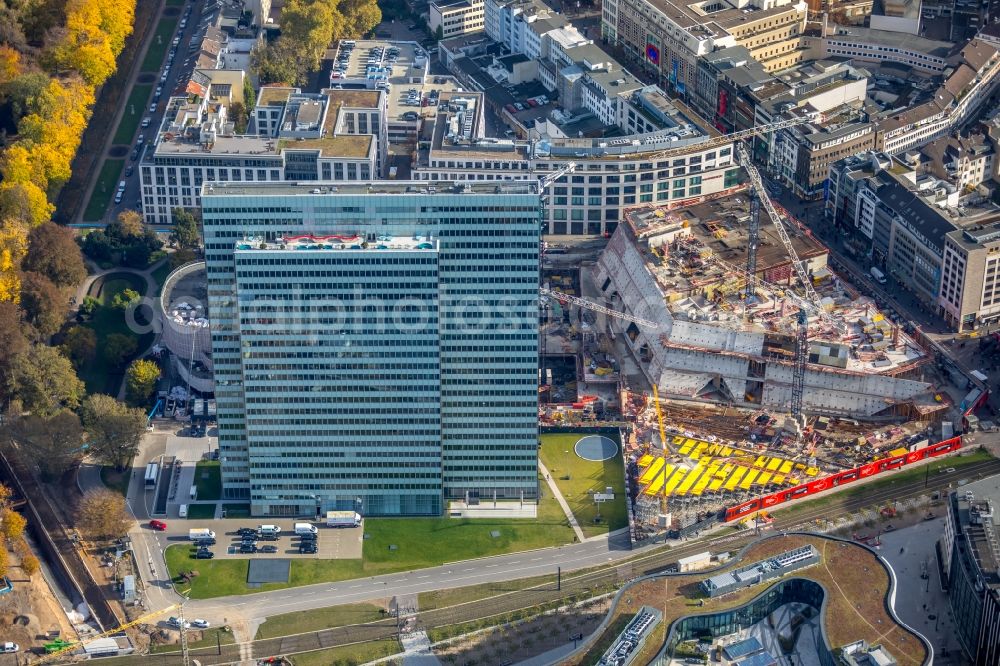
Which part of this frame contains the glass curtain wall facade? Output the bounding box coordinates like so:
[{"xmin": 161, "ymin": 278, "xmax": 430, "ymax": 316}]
[
  {"xmin": 656, "ymin": 579, "xmax": 835, "ymax": 666},
  {"xmin": 201, "ymin": 182, "xmax": 541, "ymax": 516}
]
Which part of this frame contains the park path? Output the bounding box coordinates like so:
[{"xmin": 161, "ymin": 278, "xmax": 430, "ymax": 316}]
[
  {"xmin": 72, "ymin": 0, "xmax": 169, "ymax": 225},
  {"xmin": 538, "ymin": 461, "xmax": 587, "ymax": 543}
]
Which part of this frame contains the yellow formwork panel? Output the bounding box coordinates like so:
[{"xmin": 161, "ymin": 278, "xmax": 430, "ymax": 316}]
[
  {"xmin": 754, "ymin": 455, "xmax": 767, "ymax": 468},
  {"xmin": 639, "ymin": 458, "xmax": 665, "ymax": 484},
  {"xmin": 779, "ymin": 461, "xmax": 794, "ymax": 474},
  {"xmin": 693, "ymin": 466, "xmax": 719, "ymax": 495},
  {"xmin": 720, "ymin": 446, "xmax": 733, "ymax": 456},
  {"xmin": 707, "ymin": 444, "xmax": 721, "ymax": 457},
  {"xmin": 773, "ymin": 474, "xmax": 785, "ymax": 485},
  {"xmin": 663, "ymin": 468, "xmax": 688, "ymax": 496},
  {"xmin": 740, "ymin": 469, "xmax": 760, "ymax": 489},
  {"xmin": 645, "ymin": 465, "xmax": 673, "ymax": 496},
  {"xmin": 716, "ymin": 464, "xmax": 734, "ymax": 478},
  {"xmin": 679, "ymin": 441, "xmax": 694, "ymax": 455},
  {"xmin": 725, "ymin": 467, "xmax": 747, "ymax": 490},
  {"xmin": 756, "ymin": 472, "xmax": 772, "ymax": 486},
  {"xmin": 673, "ymin": 435, "xmax": 686, "ymax": 447},
  {"xmin": 691, "ymin": 442, "xmax": 708, "ymax": 458},
  {"xmin": 676, "ymin": 465, "xmax": 705, "ymax": 496},
  {"xmin": 709, "ymin": 476, "xmax": 726, "ymax": 492},
  {"xmin": 766, "ymin": 458, "xmax": 781, "ymax": 471},
  {"xmin": 889, "ymin": 447, "xmax": 908, "ymax": 457},
  {"xmin": 699, "ymin": 456, "xmax": 713, "ymax": 467},
  {"xmin": 789, "ymin": 477, "xmax": 800, "ymax": 486},
  {"xmin": 805, "ymin": 467, "xmax": 819, "ymax": 477},
  {"xmin": 638, "ymin": 454, "xmax": 654, "ymax": 468}
]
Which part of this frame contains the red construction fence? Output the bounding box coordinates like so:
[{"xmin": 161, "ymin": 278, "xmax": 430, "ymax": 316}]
[{"xmin": 723, "ymin": 436, "xmax": 963, "ymax": 522}]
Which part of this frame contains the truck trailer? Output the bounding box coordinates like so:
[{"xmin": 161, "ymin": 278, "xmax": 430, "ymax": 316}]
[{"xmin": 326, "ymin": 511, "xmax": 362, "ymax": 528}]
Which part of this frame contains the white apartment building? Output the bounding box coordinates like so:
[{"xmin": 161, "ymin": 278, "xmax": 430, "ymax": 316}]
[
  {"xmin": 140, "ymin": 88, "xmax": 382, "ymax": 224},
  {"xmin": 429, "ymin": 0, "xmax": 485, "ymax": 39},
  {"xmin": 877, "ymin": 39, "xmax": 1000, "ymax": 155}
]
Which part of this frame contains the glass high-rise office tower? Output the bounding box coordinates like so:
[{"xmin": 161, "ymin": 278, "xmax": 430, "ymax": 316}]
[{"xmin": 201, "ymin": 182, "xmax": 541, "ymax": 516}]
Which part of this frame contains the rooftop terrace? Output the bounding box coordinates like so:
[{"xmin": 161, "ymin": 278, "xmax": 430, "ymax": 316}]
[{"xmin": 235, "ymin": 234, "xmax": 439, "ymax": 252}]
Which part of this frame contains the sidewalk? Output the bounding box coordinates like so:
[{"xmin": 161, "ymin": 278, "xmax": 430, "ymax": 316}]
[{"xmin": 538, "ymin": 461, "xmax": 586, "ymax": 543}]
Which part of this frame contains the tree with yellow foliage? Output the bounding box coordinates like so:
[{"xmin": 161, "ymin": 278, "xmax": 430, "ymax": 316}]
[{"xmin": 0, "ymin": 46, "xmax": 20, "ymax": 85}]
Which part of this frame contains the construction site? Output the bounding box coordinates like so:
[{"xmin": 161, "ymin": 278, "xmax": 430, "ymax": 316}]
[{"xmin": 540, "ymin": 152, "xmax": 955, "ymax": 539}]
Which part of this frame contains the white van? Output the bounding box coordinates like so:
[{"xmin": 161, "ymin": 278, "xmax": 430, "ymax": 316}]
[
  {"xmin": 294, "ymin": 523, "xmax": 318, "ymax": 536},
  {"xmin": 257, "ymin": 524, "xmax": 281, "ymax": 536},
  {"xmin": 178, "ymin": 504, "xmax": 188, "ymax": 518}
]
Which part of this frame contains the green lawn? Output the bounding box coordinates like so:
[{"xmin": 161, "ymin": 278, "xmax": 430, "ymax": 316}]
[
  {"xmin": 255, "ymin": 603, "xmax": 386, "ymax": 639},
  {"xmin": 82, "ymin": 159, "xmax": 125, "ymax": 222},
  {"xmin": 166, "ymin": 485, "xmax": 575, "ymax": 598},
  {"xmin": 288, "ymin": 639, "xmax": 401, "ymax": 666},
  {"xmin": 194, "ymin": 461, "xmax": 221, "ymax": 500},
  {"xmin": 165, "ymin": 0, "xmax": 185, "ymax": 5},
  {"xmin": 100, "ymin": 466, "xmax": 132, "ymax": 496},
  {"xmin": 418, "ymin": 573, "xmax": 557, "ymax": 611},
  {"xmin": 112, "ymin": 85, "xmax": 152, "ymax": 145},
  {"xmin": 539, "ymin": 433, "xmax": 628, "ymax": 537},
  {"xmin": 773, "ymin": 448, "xmax": 995, "ymax": 522},
  {"xmin": 142, "ymin": 17, "xmax": 179, "ymax": 72},
  {"xmin": 186, "ymin": 504, "xmax": 216, "ymax": 519},
  {"xmin": 77, "ymin": 273, "xmax": 147, "ymax": 394}
]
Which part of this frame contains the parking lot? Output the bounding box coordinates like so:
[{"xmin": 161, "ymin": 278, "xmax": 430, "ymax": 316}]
[{"xmin": 157, "ymin": 519, "xmax": 365, "ymax": 561}]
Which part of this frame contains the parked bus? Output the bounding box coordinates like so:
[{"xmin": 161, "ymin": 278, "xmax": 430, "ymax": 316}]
[{"xmin": 144, "ymin": 462, "xmax": 159, "ymax": 489}]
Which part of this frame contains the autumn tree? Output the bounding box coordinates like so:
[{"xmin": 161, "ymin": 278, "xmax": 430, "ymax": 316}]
[
  {"xmin": 103, "ymin": 333, "xmax": 137, "ymax": 367},
  {"xmin": 80, "ymin": 395, "xmax": 147, "ymax": 471},
  {"xmin": 12, "ymin": 410, "xmax": 85, "ymax": 479},
  {"xmin": 125, "ymin": 358, "xmax": 160, "ymax": 405},
  {"xmin": 0, "ymin": 302, "xmax": 28, "ymax": 400},
  {"xmin": 77, "ymin": 488, "xmax": 131, "ymax": 539},
  {"xmin": 170, "ymin": 208, "xmax": 200, "ymax": 249},
  {"xmin": 281, "ymin": 0, "xmax": 336, "ymax": 72},
  {"xmin": 61, "ymin": 325, "xmax": 96, "ymax": 368},
  {"xmin": 23, "ymin": 222, "xmax": 87, "ymax": 288},
  {"xmin": 0, "ymin": 509, "xmax": 25, "ymax": 542},
  {"xmin": 9, "ymin": 344, "xmax": 84, "ymax": 417},
  {"xmin": 20, "ymin": 554, "xmax": 38, "ymax": 577},
  {"xmin": 20, "ymin": 271, "xmax": 64, "ymax": 339}
]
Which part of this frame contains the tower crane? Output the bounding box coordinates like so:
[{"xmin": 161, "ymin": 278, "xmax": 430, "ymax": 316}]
[
  {"xmin": 539, "ymin": 287, "xmax": 659, "ymax": 329},
  {"xmin": 644, "ymin": 113, "xmax": 821, "ymax": 161},
  {"xmin": 34, "ymin": 603, "xmax": 182, "ymax": 664},
  {"xmin": 734, "ymin": 141, "xmax": 816, "ymax": 421}
]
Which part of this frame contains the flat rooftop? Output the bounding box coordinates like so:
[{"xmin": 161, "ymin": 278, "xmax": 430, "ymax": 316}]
[
  {"xmin": 639, "ymin": 0, "xmax": 804, "ymax": 39},
  {"xmin": 201, "ymin": 180, "xmax": 540, "ymax": 197},
  {"xmin": 952, "ymin": 474, "xmax": 1000, "ymax": 587},
  {"xmin": 276, "ymin": 135, "xmax": 373, "ymax": 158},
  {"xmin": 330, "ymin": 39, "xmax": 464, "ymax": 122}
]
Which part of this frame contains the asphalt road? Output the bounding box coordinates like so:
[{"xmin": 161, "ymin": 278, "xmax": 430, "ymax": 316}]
[
  {"xmin": 183, "ymin": 456, "xmax": 1000, "ymax": 624},
  {"xmin": 105, "ymin": 0, "xmax": 222, "ymax": 222}
]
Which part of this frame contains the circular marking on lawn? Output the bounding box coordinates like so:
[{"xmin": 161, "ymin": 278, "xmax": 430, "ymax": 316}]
[{"xmin": 574, "ymin": 435, "xmax": 618, "ymax": 462}]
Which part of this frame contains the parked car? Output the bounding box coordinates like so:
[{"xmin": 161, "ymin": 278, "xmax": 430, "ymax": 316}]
[
  {"xmin": 195, "ymin": 549, "xmax": 214, "ymax": 559},
  {"xmin": 298, "ymin": 543, "xmax": 318, "ymax": 554},
  {"xmin": 236, "ymin": 527, "xmax": 256, "ymax": 536},
  {"xmin": 193, "ymin": 537, "xmax": 216, "ymax": 547},
  {"xmin": 149, "ymin": 519, "xmax": 167, "ymax": 531},
  {"xmin": 142, "ymin": 116, "xmax": 151, "ymax": 128},
  {"xmin": 2, "ymin": 642, "xmax": 19, "ymax": 653},
  {"xmin": 259, "ymin": 545, "xmax": 278, "ymax": 553},
  {"xmin": 167, "ymin": 617, "xmax": 191, "ymax": 629},
  {"xmin": 149, "ymin": 103, "xmax": 157, "ymax": 113},
  {"xmin": 239, "ymin": 543, "xmax": 258, "ymax": 554},
  {"xmin": 190, "ymin": 619, "xmax": 210, "ymax": 629}
]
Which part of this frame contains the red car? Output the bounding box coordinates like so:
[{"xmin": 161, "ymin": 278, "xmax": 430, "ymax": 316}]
[
  {"xmin": 149, "ymin": 520, "xmax": 167, "ymax": 531},
  {"xmin": 505, "ymin": 104, "xmax": 517, "ymax": 114}
]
